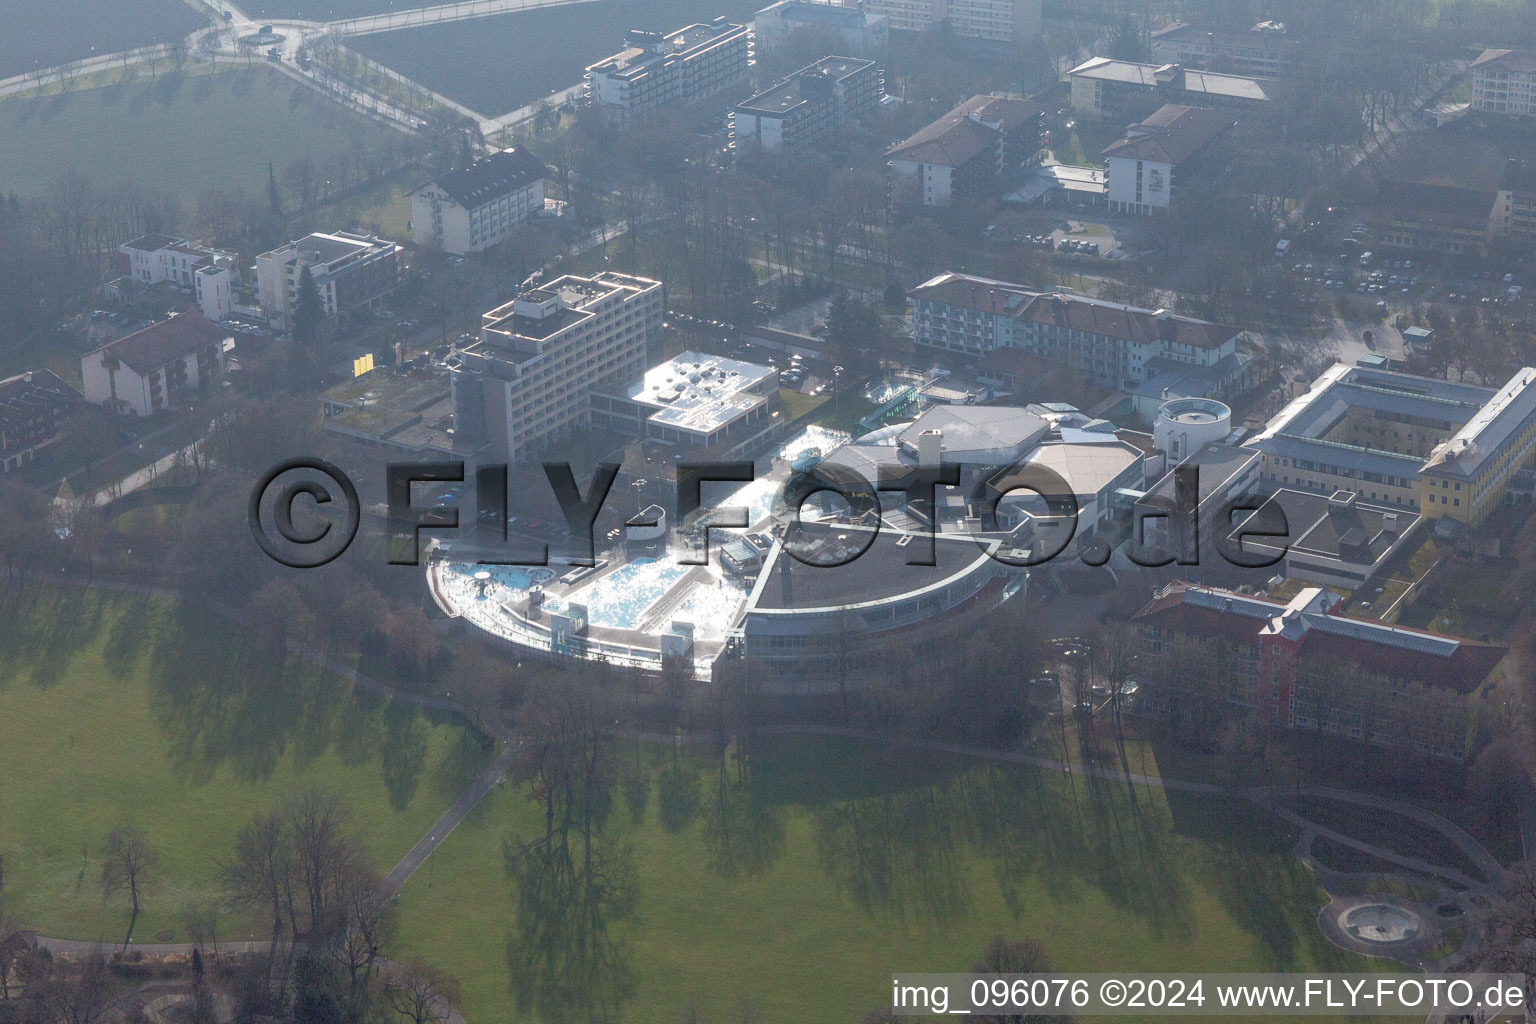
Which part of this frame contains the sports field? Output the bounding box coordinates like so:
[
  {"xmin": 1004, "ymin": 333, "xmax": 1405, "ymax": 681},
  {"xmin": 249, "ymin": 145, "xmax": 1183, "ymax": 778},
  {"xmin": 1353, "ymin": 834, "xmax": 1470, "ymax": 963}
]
[
  {"xmin": 0, "ymin": 0, "xmax": 206, "ymax": 82},
  {"xmin": 0, "ymin": 64, "xmax": 399, "ymax": 198},
  {"xmin": 0, "ymin": 588, "xmax": 485, "ymax": 945}
]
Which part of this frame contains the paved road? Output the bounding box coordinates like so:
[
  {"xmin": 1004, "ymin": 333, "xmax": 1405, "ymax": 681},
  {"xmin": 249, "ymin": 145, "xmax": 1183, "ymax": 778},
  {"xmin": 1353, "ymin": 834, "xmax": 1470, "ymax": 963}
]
[{"xmin": 331, "ymin": 0, "xmax": 602, "ymax": 38}]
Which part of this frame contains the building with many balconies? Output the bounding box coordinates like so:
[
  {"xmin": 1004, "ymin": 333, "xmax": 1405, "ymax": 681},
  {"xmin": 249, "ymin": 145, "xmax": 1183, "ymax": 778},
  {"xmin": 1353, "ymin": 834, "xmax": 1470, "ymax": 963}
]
[
  {"xmin": 1471, "ymin": 48, "xmax": 1536, "ymax": 118},
  {"xmin": 732, "ymin": 55, "xmax": 879, "ymax": 153},
  {"xmin": 585, "ymin": 18, "xmax": 751, "ymax": 123},
  {"xmin": 254, "ymin": 231, "xmax": 403, "ymax": 332},
  {"xmin": 80, "ymin": 313, "xmax": 230, "ymax": 417}
]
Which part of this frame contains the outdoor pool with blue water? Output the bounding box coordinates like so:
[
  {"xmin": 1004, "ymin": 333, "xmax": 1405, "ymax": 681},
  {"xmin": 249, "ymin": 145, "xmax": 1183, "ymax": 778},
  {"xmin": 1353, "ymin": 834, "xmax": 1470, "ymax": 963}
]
[{"xmin": 549, "ymin": 558, "xmax": 691, "ymax": 629}]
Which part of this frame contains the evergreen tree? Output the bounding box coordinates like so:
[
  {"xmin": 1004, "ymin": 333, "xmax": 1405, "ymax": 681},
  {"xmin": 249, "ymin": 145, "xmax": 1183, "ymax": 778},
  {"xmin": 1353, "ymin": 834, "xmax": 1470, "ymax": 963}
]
[{"xmin": 293, "ymin": 265, "xmax": 324, "ymax": 344}]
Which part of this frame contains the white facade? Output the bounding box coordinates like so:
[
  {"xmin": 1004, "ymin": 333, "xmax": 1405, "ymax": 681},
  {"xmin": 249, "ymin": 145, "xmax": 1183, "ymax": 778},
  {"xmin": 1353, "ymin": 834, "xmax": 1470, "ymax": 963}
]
[
  {"xmin": 452, "ymin": 273, "xmax": 665, "ymax": 463},
  {"xmin": 733, "ymin": 55, "xmax": 880, "ymax": 153},
  {"xmin": 753, "ymin": 0, "xmax": 888, "ymax": 53},
  {"xmin": 1106, "ymin": 154, "xmax": 1173, "ymax": 213},
  {"xmin": 860, "ymin": 0, "xmax": 1037, "ymax": 40},
  {"xmin": 410, "ymin": 148, "xmax": 547, "ymax": 255},
  {"xmin": 255, "ymin": 231, "xmax": 403, "ymax": 331},
  {"xmin": 81, "ymin": 315, "xmax": 229, "ymax": 417},
  {"xmin": 1472, "ymin": 49, "xmax": 1536, "ymax": 118},
  {"xmin": 118, "ymin": 235, "xmax": 238, "ymax": 321},
  {"xmin": 585, "ymin": 19, "xmax": 751, "ymax": 123}
]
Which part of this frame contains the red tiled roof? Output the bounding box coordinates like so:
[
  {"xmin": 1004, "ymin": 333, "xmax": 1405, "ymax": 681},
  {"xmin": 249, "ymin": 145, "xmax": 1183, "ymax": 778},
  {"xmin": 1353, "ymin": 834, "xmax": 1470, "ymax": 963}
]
[
  {"xmin": 1019, "ymin": 293, "xmax": 1241, "ymax": 350},
  {"xmin": 1473, "ymin": 48, "xmax": 1536, "ymax": 73},
  {"xmin": 887, "ymin": 94, "xmax": 1042, "ymax": 167},
  {"xmin": 1102, "ymin": 104, "xmax": 1235, "ymax": 164}
]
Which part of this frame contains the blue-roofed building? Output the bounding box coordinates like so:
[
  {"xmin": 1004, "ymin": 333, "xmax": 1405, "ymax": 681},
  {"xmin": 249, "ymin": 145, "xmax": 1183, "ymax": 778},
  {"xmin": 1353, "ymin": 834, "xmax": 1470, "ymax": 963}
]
[{"xmin": 754, "ymin": 0, "xmax": 888, "ymax": 54}]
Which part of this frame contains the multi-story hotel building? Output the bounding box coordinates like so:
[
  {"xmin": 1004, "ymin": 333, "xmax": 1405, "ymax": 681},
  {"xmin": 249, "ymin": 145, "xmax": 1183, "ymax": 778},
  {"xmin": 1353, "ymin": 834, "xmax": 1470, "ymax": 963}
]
[
  {"xmin": 1492, "ymin": 159, "xmax": 1536, "ymax": 246},
  {"xmin": 451, "ymin": 273, "xmax": 664, "ymax": 463},
  {"xmin": 1471, "ymin": 48, "xmax": 1536, "ymax": 118},
  {"xmin": 1134, "ymin": 582, "xmax": 1506, "ymax": 760},
  {"xmin": 585, "ymin": 18, "xmax": 750, "ymax": 123},
  {"xmin": 410, "ymin": 147, "xmax": 547, "ymax": 256},
  {"xmin": 80, "ymin": 313, "xmax": 230, "ymax": 417},
  {"xmin": 0, "ymin": 369, "xmax": 80, "ymax": 473},
  {"xmin": 753, "ymin": 0, "xmax": 888, "ymax": 54},
  {"xmin": 1244, "ymin": 362, "xmax": 1536, "ymax": 526},
  {"xmin": 254, "ymin": 231, "xmax": 403, "ymax": 332},
  {"xmin": 860, "ymin": 0, "xmax": 1038, "ymax": 41},
  {"xmin": 909, "ymin": 272, "xmax": 1248, "ymax": 391},
  {"xmin": 886, "ymin": 94, "xmax": 1045, "ymax": 206},
  {"xmin": 118, "ymin": 234, "xmax": 239, "ymax": 322},
  {"xmin": 1148, "ymin": 20, "xmax": 1297, "ymax": 78},
  {"xmin": 732, "ymin": 55, "xmax": 879, "ymax": 153}
]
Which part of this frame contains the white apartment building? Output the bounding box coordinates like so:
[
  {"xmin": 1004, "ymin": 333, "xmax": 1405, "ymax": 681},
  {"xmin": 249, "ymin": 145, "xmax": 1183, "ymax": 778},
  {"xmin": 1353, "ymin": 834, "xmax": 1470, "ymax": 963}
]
[
  {"xmin": 1471, "ymin": 49, "xmax": 1536, "ymax": 118},
  {"xmin": 753, "ymin": 0, "xmax": 888, "ymax": 54},
  {"xmin": 733, "ymin": 55, "xmax": 879, "ymax": 153},
  {"xmin": 861, "ymin": 0, "xmax": 1038, "ymax": 41},
  {"xmin": 451, "ymin": 272, "xmax": 664, "ymax": 462},
  {"xmin": 255, "ymin": 231, "xmax": 403, "ymax": 332},
  {"xmin": 1149, "ymin": 20, "xmax": 1297, "ymax": 78},
  {"xmin": 81, "ymin": 313, "xmax": 230, "ymax": 417},
  {"xmin": 909, "ymin": 271, "xmax": 1246, "ymax": 391},
  {"xmin": 118, "ymin": 234, "xmax": 238, "ymax": 321},
  {"xmin": 410, "ymin": 147, "xmax": 547, "ymax": 255},
  {"xmin": 585, "ymin": 18, "xmax": 750, "ymax": 123},
  {"xmin": 1102, "ymin": 104, "xmax": 1235, "ymax": 215}
]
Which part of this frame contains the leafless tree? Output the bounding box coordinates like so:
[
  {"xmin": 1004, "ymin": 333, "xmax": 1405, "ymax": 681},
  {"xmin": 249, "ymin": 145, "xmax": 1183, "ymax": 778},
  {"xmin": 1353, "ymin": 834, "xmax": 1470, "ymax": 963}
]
[
  {"xmin": 101, "ymin": 826, "xmax": 157, "ymax": 938},
  {"xmin": 222, "ymin": 810, "xmax": 295, "ymax": 938},
  {"xmin": 385, "ymin": 958, "xmax": 461, "ymax": 1024}
]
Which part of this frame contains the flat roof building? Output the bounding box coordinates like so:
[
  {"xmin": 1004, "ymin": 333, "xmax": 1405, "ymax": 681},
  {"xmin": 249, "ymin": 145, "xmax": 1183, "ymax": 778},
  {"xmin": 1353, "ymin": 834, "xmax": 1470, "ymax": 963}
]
[
  {"xmin": 586, "ymin": 18, "xmax": 751, "ymax": 123},
  {"xmin": 1149, "ymin": 20, "xmax": 1298, "ymax": 79},
  {"xmin": 255, "ymin": 231, "xmax": 402, "ymax": 332},
  {"xmin": 732, "ymin": 55, "xmax": 880, "ymax": 153},
  {"xmin": 451, "ymin": 272, "xmax": 664, "ymax": 463},
  {"xmin": 753, "ymin": 0, "xmax": 888, "ymax": 54},
  {"xmin": 590, "ymin": 351, "xmax": 783, "ymax": 456},
  {"xmin": 118, "ymin": 234, "xmax": 239, "ymax": 322},
  {"xmin": 321, "ymin": 370, "xmax": 457, "ymax": 456}
]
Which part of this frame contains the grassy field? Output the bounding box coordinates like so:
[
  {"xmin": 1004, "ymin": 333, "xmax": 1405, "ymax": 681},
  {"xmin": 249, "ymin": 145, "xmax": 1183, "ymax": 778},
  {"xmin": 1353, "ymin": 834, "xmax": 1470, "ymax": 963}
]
[
  {"xmin": 0, "ymin": 64, "xmax": 398, "ymax": 199},
  {"xmin": 0, "ymin": 587, "xmax": 486, "ymax": 945},
  {"xmin": 349, "ymin": 0, "xmax": 767, "ymax": 116},
  {"xmin": 0, "ymin": 0, "xmax": 206, "ymax": 82},
  {"xmin": 397, "ymin": 734, "xmax": 1390, "ymax": 1023}
]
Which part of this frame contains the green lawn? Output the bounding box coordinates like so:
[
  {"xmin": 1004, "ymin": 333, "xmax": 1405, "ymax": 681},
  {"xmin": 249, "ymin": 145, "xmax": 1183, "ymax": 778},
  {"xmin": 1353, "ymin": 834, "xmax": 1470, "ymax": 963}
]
[
  {"xmin": 0, "ymin": 64, "xmax": 398, "ymax": 199},
  {"xmin": 0, "ymin": 587, "xmax": 484, "ymax": 946},
  {"xmin": 397, "ymin": 735, "xmax": 1386, "ymax": 1024}
]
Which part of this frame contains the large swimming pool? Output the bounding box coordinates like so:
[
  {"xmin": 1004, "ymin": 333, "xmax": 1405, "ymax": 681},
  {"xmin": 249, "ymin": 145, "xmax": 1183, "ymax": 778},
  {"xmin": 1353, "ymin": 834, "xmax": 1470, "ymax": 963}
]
[{"xmin": 552, "ymin": 558, "xmax": 691, "ymax": 630}]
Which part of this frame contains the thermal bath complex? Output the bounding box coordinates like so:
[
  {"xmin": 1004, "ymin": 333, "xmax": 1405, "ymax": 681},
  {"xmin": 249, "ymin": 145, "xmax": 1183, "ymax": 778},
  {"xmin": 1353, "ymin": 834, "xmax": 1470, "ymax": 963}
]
[{"xmin": 426, "ymin": 423, "xmax": 1020, "ymax": 684}]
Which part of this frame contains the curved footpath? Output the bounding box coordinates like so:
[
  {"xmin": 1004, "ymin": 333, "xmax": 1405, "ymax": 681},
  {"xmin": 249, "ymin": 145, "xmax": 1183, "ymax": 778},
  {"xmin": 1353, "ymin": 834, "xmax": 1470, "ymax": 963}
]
[{"xmin": 19, "ymin": 575, "xmax": 1513, "ymax": 1024}]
